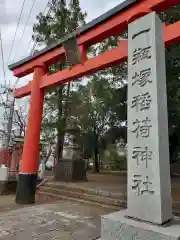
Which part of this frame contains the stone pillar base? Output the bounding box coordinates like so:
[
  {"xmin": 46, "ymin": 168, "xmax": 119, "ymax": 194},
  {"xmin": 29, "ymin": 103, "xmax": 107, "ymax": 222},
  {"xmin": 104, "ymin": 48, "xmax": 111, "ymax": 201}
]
[
  {"xmin": 0, "ymin": 181, "xmax": 7, "ymax": 194},
  {"xmin": 101, "ymin": 210, "xmax": 180, "ymax": 240},
  {"xmin": 16, "ymin": 173, "xmax": 37, "ymax": 204},
  {"xmin": 0, "ymin": 166, "xmax": 9, "ymax": 194},
  {"xmin": 55, "ymin": 159, "xmax": 88, "ymax": 182}
]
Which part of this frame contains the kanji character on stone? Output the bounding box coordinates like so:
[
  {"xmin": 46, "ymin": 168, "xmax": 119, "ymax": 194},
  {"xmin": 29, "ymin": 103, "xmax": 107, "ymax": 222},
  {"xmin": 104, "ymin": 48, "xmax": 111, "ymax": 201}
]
[
  {"xmin": 132, "ymin": 92, "xmax": 152, "ymax": 111},
  {"xmin": 132, "ymin": 175, "xmax": 154, "ymax": 196},
  {"xmin": 132, "ymin": 146, "xmax": 153, "ymax": 168},
  {"xmin": 132, "ymin": 46, "xmax": 152, "ymax": 65},
  {"xmin": 132, "ymin": 68, "xmax": 152, "ymax": 87},
  {"xmin": 131, "ymin": 117, "xmax": 152, "ymax": 138},
  {"xmin": 132, "ymin": 174, "xmax": 142, "ymax": 196},
  {"xmin": 141, "ymin": 176, "xmax": 154, "ymax": 195}
]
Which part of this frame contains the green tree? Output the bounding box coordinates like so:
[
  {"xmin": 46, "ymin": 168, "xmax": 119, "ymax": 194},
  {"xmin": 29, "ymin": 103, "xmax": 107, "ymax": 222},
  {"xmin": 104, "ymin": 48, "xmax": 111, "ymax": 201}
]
[
  {"xmin": 32, "ymin": 2, "xmax": 180, "ymax": 171},
  {"xmin": 71, "ymin": 5, "xmax": 180, "ymax": 169},
  {"xmin": 159, "ymin": 5, "xmax": 180, "ymax": 162},
  {"xmin": 68, "ymin": 66, "xmax": 127, "ymax": 172},
  {"xmin": 32, "ymin": 0, "xmax": 86, "ymax": 161}
]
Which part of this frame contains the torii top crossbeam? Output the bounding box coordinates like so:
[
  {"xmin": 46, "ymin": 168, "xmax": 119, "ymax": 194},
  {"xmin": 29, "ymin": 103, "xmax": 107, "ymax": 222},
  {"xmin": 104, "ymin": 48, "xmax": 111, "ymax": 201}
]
[
  {"xmin": 9, "ymin": 0, "xmax": 180, "ymax": 99},
  {"xmin": 8, "ymin": 0, "xmax": 180, "ymax": 205}
]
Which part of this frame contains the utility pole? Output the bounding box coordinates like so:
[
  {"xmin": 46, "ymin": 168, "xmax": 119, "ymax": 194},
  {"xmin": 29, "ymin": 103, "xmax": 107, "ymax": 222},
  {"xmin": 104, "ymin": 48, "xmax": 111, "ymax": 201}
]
[
  {"xmin": 0, "ymin": 30, "xmax": 6, "ymax": 86},
  {"xmin": 5, "ymin": 88, "xmax": 14, "ymax": 148},
  {"xmin": 0, "ymin": 85, "xmax": 14, "ymax": 165},
  {"xmin": 0, "ymin": 4, "xmax": 15, "ymax": 163}
]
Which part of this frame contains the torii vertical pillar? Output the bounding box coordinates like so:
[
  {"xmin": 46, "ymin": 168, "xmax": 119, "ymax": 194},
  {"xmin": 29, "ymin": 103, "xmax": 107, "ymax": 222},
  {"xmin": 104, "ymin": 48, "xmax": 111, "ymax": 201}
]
[{"xmin": 16, "ymin": 65, "xmax": 46, "ymax": 204}]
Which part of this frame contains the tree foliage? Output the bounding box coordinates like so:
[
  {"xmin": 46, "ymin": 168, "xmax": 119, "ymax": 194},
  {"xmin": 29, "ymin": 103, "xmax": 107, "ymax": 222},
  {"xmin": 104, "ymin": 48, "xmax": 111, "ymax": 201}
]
[
  {"xmin": 32, "ymin": 0, "xmax": 86, "ymax": 161},
  {"xmin": 32, "ymin": 2, "xmax": 180, "ymax": 170},
  {"xmin": 159, "ymin": 5, "xmax": 180, "ymax": 162}
]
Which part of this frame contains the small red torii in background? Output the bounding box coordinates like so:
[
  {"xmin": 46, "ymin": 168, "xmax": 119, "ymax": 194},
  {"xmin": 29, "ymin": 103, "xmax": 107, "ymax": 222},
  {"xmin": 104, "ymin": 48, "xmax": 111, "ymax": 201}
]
[{"xmin": 8, "ymin": 0, "xmax": 180, "ymax": 204}]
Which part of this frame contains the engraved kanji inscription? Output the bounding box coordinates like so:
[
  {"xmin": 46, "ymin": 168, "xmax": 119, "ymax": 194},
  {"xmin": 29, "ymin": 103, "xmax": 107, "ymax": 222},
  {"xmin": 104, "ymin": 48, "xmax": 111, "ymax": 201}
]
[
  {"xmin": 131, "ymin": 117, "xmax": 152, "ymax": 138},
  {"xmin": 132, "ymin": 146, "xmax": 152, "ymax": 168},
  {"xmin": 132, "ymin": 92, "xmax": 152, "ymax": 111},
  {"xmin": 132, "ymin": 68, "xmax": 152, "ymax": 87},
  {"xmin": 132, "ymin": 175, "xmax": 154, "ymax": 196},
  {"xmin": 132, "ymin": 28, "xmax": 151, "ymax": 40},
  {"xmin": 132, "ymin": 46, "xmax": 151, "ymax": 65}
]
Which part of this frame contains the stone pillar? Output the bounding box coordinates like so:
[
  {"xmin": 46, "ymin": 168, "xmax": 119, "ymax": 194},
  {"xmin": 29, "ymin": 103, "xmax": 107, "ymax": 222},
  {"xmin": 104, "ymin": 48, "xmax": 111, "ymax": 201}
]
[
  {"xmin": 0, "ymin": 135, "xmax": 8, "ymax": 165},
  {"xmin": 16, "ymin": 65, "xmax": 45, "ymax": 204},
  {"xmin": 9, "ymin": 147, "xmax": 16, "ymax": 177},
  {"xmin": 101, "ymin": 12, "xmax": 180, "ymax": 240},
  {"xmin": 55, "ymin": 117, "xmax": 87, "ymax": 182},
  {"xmin": 0, "ymin": 165, "xmax": 8, "ymax": 194},
  {"xmin": 127, "ymin": 11, "xmax": 172, "ymax": 225},
  {"xmin": 38, "ymin": 163, "xmax": 45, "ymax": 180}
]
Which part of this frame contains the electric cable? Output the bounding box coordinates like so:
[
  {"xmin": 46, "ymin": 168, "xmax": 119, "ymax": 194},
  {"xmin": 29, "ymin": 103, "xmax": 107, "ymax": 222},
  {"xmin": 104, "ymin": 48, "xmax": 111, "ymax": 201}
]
[
  {"xmin": 7, "ymin": 0, "xmax": 27, "ymax": 64},
  {"xmin": 11, "ymin": 0, "xmax": 59, "ymax": 93},
  {"xmin": 27, "ymin": 0, "xmax": 58, "ymax": 56},
  {"xmin": 12, "ymin": 0, "xmax": 37, "ymax": 62},
  {"xmin": 9, "ymin": 0, "xmax": 52, "ymax": 88},
  {"xmin": 26, "ymin": 1, "xmax": 51, "ymax": 55}
]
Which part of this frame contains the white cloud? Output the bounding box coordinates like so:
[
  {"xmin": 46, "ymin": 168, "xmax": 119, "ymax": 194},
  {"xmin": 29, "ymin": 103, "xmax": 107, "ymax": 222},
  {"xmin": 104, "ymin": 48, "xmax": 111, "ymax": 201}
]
[
  {"xmin": 81, "ymin": 0, "xmax": 125, "ymax": 22},
  {"xmin": 1, "ymin": 0, "xmax": 49, "ymax": 87}
]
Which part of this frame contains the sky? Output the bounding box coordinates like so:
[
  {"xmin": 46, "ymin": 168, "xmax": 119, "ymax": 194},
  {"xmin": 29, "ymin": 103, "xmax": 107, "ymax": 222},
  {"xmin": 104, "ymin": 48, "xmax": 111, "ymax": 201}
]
[{"xmin": 0, "ymin": 0, "xmax": 125, "ymax": 90}]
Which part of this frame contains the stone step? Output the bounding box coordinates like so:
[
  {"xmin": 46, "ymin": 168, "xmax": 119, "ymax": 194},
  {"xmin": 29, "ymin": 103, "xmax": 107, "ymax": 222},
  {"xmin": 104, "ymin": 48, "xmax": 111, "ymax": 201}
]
[
  {"xmin": 45, "ymin": 181, "xmax": 126, "ymax": 199},
  {"xmin": 39, "ymin": 186, "xmax": 126, "ymax": 208},
  {"xmin": 37, "ymin": 182, "xmax": 180, "ymax": 216},
  {"xmin": 36, "ymin": 190, "xmax": 120, "ymax": 211}
]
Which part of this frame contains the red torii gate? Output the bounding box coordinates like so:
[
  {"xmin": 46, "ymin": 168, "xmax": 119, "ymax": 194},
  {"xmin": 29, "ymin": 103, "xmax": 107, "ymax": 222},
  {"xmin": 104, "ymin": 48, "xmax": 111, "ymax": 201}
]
[{"xmin": 9, "ymin": 0, "xmax": 180, "ymax": 204}]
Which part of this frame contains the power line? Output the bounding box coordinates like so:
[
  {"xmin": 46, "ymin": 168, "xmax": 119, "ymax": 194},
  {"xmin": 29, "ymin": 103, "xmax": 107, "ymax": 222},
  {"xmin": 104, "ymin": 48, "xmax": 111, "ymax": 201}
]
[
  {"xmin": 26, "ymin": 0, "xmax": 58, "ymax": 56},
  {"xmin": 7, "ymin": 0, "xmax": 27, "ymax": 64},
  {"xmin": 12, "ymin": 0, "xmax": 37, "ymax": 62},
  {"xmin": 5, "ymin": 1, "xmax": 58, "ymax": 149},
  {"xmin": 25, "ymin": 1, "xmax": 51, "ymax": 55},
  {"xmin": 0, "ymin": 29, "xmax": 6, "ymax": 86},
  {"xmin": 11, "ymin": 0, "xmax": 58, "ymax": 90},
  {"xmin": 11, "ymin": 1, "xmax": 52, "ymax": 95}
]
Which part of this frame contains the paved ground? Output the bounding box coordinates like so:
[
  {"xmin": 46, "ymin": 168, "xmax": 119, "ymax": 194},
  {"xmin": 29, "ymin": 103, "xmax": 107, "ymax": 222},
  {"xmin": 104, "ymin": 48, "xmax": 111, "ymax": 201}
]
[
  {"xmin": 0, "ymin": 197, "xmax": 112, "ymax": 240},
  {"xmin": 0, "ymin": 172, "xmax": 179, "ymax": 239},
  {"xmin": 0, "ymin": 193, "xmax": 58, "ymax": 213},
  {"xmin": 0, "ymin": 173, "xmax": 127, "ymax": 240}
]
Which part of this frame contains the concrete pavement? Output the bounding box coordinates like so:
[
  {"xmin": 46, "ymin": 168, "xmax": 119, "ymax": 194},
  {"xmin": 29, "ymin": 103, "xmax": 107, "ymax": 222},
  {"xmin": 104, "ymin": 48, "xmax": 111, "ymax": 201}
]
[{"xmin": 0, "ymin": 198, "xmax": 113, "ymax": 239}]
